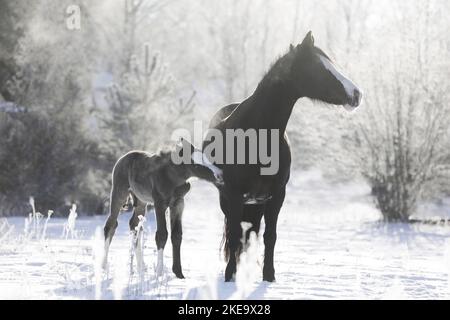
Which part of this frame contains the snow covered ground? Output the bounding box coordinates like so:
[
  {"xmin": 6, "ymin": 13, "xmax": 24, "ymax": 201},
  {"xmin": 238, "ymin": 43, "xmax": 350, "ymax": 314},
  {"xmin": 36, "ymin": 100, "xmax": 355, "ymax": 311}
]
[{"xmin": 1, "ymin": 170, "xmax": 450, "ymax": 300}]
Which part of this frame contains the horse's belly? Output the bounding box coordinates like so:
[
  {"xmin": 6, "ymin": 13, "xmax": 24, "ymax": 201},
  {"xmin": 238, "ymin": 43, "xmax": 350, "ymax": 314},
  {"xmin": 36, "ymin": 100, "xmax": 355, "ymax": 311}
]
[
  {"xmin": 243, "ymin": 192, "xmax": 272, "ymax": 204},
  {"xmin": 130, "ymin": 181, "xmax": 155, "ymax": 204}
]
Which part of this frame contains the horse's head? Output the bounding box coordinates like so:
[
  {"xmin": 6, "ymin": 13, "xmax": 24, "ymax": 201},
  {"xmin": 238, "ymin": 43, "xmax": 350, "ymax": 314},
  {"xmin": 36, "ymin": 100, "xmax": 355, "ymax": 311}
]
[{"xmin": 290, "ymin": 31, "xmax": 362, "ymax": 110}]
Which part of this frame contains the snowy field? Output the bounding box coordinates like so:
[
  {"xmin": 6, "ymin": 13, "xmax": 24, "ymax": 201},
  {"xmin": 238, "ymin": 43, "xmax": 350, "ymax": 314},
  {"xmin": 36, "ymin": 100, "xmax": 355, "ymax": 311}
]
[{"xmin": 1, "ymin": 170, "xmax": 450, "ymax": 300}]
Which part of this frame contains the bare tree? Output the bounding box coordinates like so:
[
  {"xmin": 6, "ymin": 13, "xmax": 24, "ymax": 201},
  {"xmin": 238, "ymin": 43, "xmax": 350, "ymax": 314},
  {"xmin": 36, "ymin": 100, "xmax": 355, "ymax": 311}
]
[{"xmin": 348, "ymin": 0, "xmax": 450, "ymax": 221}]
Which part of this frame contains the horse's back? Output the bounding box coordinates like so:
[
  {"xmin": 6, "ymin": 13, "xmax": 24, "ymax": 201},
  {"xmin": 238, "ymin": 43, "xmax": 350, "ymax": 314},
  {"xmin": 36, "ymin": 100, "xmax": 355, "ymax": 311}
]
[{"xmin": 208, "ymin": 103, "xmax": 239, "ymax": 128}]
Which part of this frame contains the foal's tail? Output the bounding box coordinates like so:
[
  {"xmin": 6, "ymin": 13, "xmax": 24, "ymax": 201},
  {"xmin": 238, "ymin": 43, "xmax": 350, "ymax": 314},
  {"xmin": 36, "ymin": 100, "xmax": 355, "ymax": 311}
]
[
  {"xmin": 108, "ymin": 154, "xmax": 134, "ymax": 215},
  {"xmin": 109, "ymin": 152, "xmax": 146, "ymax": 211},
  {"xmin": 111, "ymin": 152, "xmax": 134, "ymax": 192}
]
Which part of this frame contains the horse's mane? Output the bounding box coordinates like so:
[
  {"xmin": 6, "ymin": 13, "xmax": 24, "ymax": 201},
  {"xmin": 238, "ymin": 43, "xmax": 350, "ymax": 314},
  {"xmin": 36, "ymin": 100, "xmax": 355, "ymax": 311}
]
[
  {"xmin": 259, "ymin": 46, "xmax": 333, "ymax": 89},
  {"xmin": 314, "ymin": 47, "xmax": 332, "ymax": 61},
  {"xmin": 258, "ymin": 49, "xmax": 296, "ymax": 88}
]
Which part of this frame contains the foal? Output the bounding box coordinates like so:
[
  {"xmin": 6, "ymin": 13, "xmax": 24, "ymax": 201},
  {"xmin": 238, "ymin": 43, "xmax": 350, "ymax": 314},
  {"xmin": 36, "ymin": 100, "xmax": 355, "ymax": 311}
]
[{"xmin": 103, "ymin": 140, "xmax": 223, "ymax": 278}]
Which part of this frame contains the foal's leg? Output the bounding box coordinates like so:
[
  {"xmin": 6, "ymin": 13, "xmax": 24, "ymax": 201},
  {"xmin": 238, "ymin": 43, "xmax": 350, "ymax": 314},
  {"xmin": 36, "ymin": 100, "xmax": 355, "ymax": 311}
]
[
  {"xmin": 169, "ymin": 196, "xmax": 185, "ymax": 279},
  {"xmin": 129, "ymin": 201, "xmax": 147, "ymax": 275},
  {"xmin": 103, "ymin": 183, "xmax": 129, "ymax": 269},
  {"xmin": 154, "ymin": 199, "xmax": 169, "ymax": 276},
  {"xmin": 129, "ymin": 201, "xmax": 147, "ymax": 232},
  {"xmin": 262, "ymin": 188, "xmax": 285, "ymax": 282}
]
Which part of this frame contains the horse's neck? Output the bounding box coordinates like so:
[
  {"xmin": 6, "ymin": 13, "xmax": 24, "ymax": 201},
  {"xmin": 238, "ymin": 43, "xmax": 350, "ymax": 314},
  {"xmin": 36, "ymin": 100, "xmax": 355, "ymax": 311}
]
[{"xmin": 227, "ymin": 80, "xmax": 299, "ymax": 133}]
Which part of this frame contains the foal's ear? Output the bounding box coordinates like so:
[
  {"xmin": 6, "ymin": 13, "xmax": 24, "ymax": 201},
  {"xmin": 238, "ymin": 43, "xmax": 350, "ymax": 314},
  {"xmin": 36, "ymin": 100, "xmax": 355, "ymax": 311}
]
[
  {"xmin": 301, "ymin": 31, "xmax": 314, "ymax": 48},
  {"xmin": 176, "ymin": 137, "xmax": 196, "ymax": 156},
  {"xmin": 289, "ymin": 44, "xmax": 295, "ymax": 52},
  {"xmin": 181, "ymin": 138, "xmax": 195, "ymax": 149}
]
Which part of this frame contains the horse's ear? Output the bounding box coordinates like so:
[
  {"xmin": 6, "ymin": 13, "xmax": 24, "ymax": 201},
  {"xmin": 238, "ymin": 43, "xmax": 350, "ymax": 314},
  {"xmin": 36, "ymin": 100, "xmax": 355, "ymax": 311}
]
[
  {"xmin": 289, "ymin": 44, "xmax": 295, "ymax": 52},
  {"xmin": 301, "ymin": 31, "xmax": 314, "ymax": 48}
]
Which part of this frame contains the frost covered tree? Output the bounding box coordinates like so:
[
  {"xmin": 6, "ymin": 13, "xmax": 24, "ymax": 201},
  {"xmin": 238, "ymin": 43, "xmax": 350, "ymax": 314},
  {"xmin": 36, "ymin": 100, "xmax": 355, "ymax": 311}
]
[
  {"xmin": 0, "ymin": 0, "xmax": 29, "ymax": 100},
  {"xmin": 101, "ymin": 44, "xmax": 195, "ymax": 155},
  {"xmin": 96, "ymin": 0, "xmax": 195, "ymax": 158},
  {"xmin": 0, "ymin": 1, "xmax": 105, "ymax": 215}
]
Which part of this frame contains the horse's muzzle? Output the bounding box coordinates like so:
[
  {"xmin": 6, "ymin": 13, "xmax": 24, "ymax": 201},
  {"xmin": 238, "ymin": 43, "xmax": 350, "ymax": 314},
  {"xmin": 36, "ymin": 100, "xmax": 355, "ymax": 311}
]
[
  {"xmin": 343, "ymin": 88, "xmax": 362, "ymax": 111},
  {"xmin": 351, "ymin": 88, "xmax": 362, "ymax": 107}
]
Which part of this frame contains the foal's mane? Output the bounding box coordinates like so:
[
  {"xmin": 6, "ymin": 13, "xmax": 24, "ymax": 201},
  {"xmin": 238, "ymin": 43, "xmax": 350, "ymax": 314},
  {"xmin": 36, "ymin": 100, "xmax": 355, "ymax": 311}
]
[{"xmin": 134, "ymin": 148, "xmax": 174, "ymax": 174}]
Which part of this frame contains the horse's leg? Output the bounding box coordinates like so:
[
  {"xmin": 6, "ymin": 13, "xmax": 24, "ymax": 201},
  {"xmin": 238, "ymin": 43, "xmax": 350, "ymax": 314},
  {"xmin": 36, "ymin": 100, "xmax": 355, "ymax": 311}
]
[
  {"xmin": 223, "ymin": 192, "xmax": 244, "ymax": 282},
  {"xmin": 169, "ymin": 196, "xmax": 185, "ymax": 279},
  {"xmin": 219, "ymin": 192, "xmax": 229, "ymax": 215},
  {"xmin": 103, "ymin": 183, "xmax": 128, "ymax": 269},
  {"xmin": 262, "ymin": 188, "xmax": 285, "ymax": 282},
  {"xmin": 242, "ymin": 204, "xmax": 265, "ymax": 246},
  {"xmin": 154, "ymin": 199, "xmax": 169, "ymax": 277},
  {"xmin": 129, "ymin": 200, "xmax": 147, "ymax": 275}
]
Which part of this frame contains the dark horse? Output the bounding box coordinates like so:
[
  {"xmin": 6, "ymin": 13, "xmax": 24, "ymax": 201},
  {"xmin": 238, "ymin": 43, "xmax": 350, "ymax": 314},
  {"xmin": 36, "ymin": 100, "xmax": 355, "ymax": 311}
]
[
  {"xmin": 103, "ymin": 140, "xmax": 223, "ymax": 278},
  {"xmin": 205, "ymin": 31, "xmax": 362, "ymax": 282}
]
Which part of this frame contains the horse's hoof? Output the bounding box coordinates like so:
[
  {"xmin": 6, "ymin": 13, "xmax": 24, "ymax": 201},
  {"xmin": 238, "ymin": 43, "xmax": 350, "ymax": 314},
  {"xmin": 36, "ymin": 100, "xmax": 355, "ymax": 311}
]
[
  {"xmin": 262, "ymin": 273, "xmax": 276, "ymax": 282},
  {"xmin": 224, "ymin": 271, "xmax": 236, "ymax": 282},
  {"xmin": 172, "ymin": 266, "xmax": 185, "ymax": 279},
  {"xmin": 225, "ymin": 268, "xmax": 236, "ymax": 282},
  {"xmin": 263, "ymin": 268, "xmax": 276, "ymax": 282},
  {"xmin": 262, "ymin": 276, "xmax": 276, "ymax": 282}
]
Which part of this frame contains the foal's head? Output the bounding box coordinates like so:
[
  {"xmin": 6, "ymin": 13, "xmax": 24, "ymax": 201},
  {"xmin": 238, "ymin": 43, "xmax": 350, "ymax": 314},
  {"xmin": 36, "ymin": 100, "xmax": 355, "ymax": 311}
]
[
  {"xmin": 174, "ymin": 138, "xmax": 224, "ymax": 186},
  {"xmin": 287, "ymin": 31, "xmax": 362, "ymax": 110}
]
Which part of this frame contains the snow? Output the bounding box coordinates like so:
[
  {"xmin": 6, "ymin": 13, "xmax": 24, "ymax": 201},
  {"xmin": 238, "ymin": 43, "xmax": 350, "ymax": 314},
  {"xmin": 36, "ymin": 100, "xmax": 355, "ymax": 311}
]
[
  {"xmin": 156, "ymin": 249, "xmax": 164, "ymax": 277},
  {"xmin": 0, "ymin": 101, "xmax": 27, "ymax": 113},
  {"xmin": 1, "ymin": 170, "xmax": 450, "ymax": 300}
]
